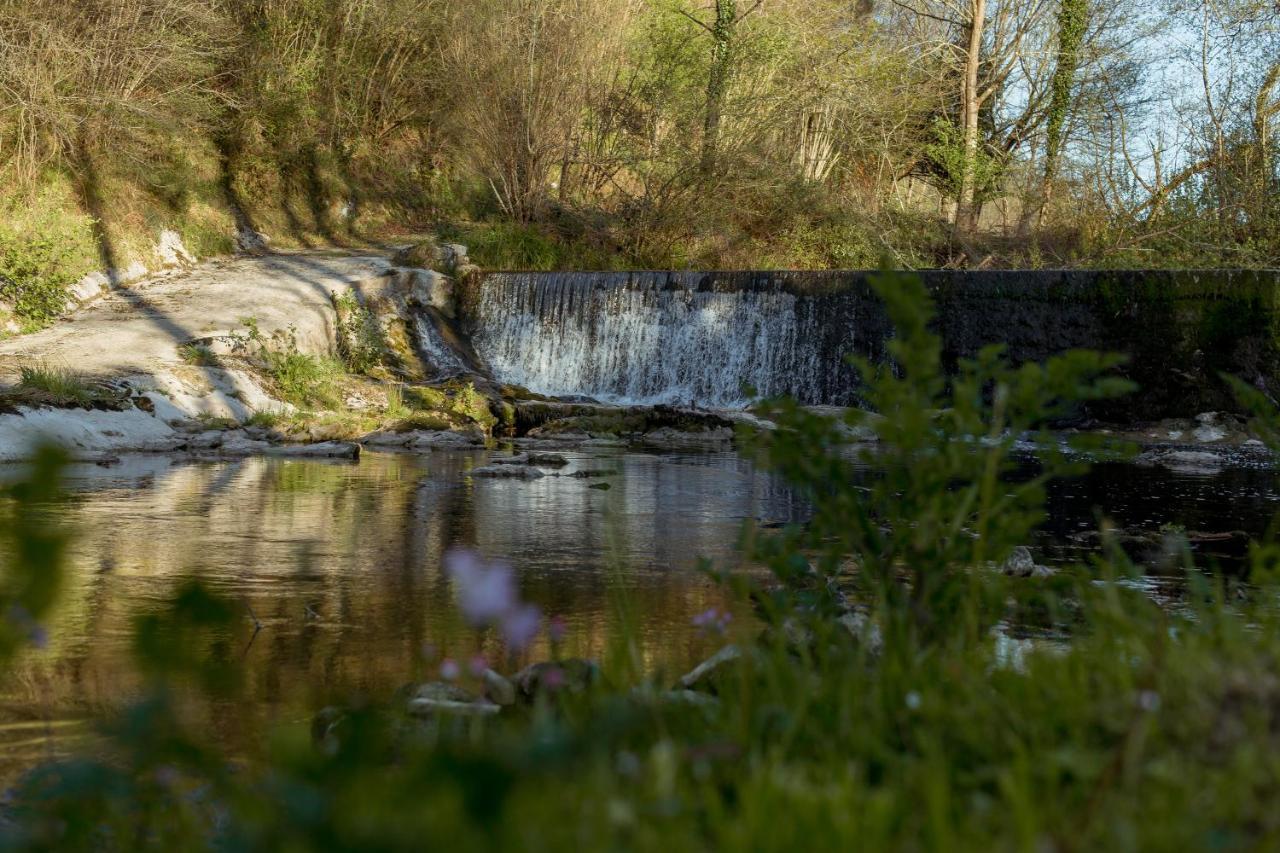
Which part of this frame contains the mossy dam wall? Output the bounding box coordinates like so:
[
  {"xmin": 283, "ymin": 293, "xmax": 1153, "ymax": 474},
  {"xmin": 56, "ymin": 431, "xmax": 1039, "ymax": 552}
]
[{"xmin": 465, "ymin": 269, "xmax": 1280, "ymax": 421}]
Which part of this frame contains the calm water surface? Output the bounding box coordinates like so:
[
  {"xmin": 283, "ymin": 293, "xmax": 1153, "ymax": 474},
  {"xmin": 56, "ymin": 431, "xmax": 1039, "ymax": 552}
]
[{"xmin": 1, "ymin": 445, "xmax": 1277, "ymax": 779}]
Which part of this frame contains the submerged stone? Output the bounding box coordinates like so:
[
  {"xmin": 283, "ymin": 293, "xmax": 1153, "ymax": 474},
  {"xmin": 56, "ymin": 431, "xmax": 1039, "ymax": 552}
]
[{"xmin": 470, "ymin": 464, "xmax": 545, "ymax": 479}]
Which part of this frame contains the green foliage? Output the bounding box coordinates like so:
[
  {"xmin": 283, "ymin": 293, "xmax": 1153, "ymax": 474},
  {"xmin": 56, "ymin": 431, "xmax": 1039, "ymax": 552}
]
[
  {"xmin": 399, "ymin": 381, "xmax": 497, "ymax": 431},
  {"xmin": 0, "ymin": 446, "xmax": 68, "ymax": 662},
  {"xmin": 3, "ymin": 362, "xmax": 125, "ymax": 411},
  {"xmin": 177, "ymin": 343, "xmax": 220, "ymax": 367},
  {"xmin": 924, "ymin": 118, "xmax": 1005, "ymax": 208},
  {"xmin": 333, "ymin": 291, "xmax": 388, "ymax": 374},
  {"xmin": 746, "ymin": 271, "xmax": 1133, "ymax": 646},
  {"xmin": 233, "ymin": 319, "xmax": 345, "ymax": 410},
  {"xmin": 0, "ymin": 203, "xmax": 95, "ymax": 329}
]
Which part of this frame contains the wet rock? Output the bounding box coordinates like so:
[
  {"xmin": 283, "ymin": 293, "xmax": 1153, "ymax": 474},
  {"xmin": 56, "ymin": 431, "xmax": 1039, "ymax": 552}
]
[
  {"xmin": 526, "ymin": 452, "xmax": 569, "ymax": 468},
  {"xmin": 408, "ymin": 430, "xmax": 481, "ymax": 449},
  {"xmin": 492, "ymin": 453, "xmax": 531, "ymax": 465},
  {"xmin": 1193, "ymin": 412, "xmax": 1228, "ymax": 443},
  {"xmin": 837, "ymin": 611, "xmax": 884, "ymax": 654},
  {"xmin": 362, "ymin": 431, "xmax": 415, "ymax": 447},
  {"xmin": 661, "ymin": 689, "xmax": 720, "ymax": 709},
  {"xmin": 403, "ymin": 681, "xmax": 500, "ymax": 717},
  {"xmin": 678, "ymin": 645, "xmax": 742, "ymax": 693},
  {"xmin": 311, "ymin": 706, "xmax": 347, "ymax": 752},
  {"xmin": 470, "ymin": 464, "xmax": 545, "ymax": 479},
  {"xmin": 1001, "ymin": 546, "xmax": 1056, "ymax": 579},
  {"xmin": 481, "ymin": 669, "xmax": 517, "ymax": 706},
  {"xmin": 588, "ymin": 482, "xmax": 612, "ymax": 490},
  {"xmin": 265, "ymin": 441, "xmax": 361, "ymax": 460},
  {"xmin": 213, "ymin": 436, "xmax": 273, "ymax": 456},
  {"xmin": 568, "ymin": 469, "xmax": 617, "ymax": 479},
  {"xmin": 637, "ymin": 426, "xmax": 734, "ymax": 450},
  {"xmin": 188, "ymin": 429, "xmax": 227, "ymax": 450},
  {"xmin": 1137, "ymin": 449, "xmax": 1225, "ymax": 476},
  {"xmin": 514, "ymin": 659, "xmax": 600, "ymax": 699}
]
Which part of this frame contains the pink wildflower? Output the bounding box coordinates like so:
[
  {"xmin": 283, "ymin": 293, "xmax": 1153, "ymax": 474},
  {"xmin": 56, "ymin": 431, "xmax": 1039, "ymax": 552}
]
[
  {"xmin": 692, "ymin": 608, "xmax": 733, "ymax": 636},
  {"xmin": 440, "ymin": 658, "xmax": 461, "ymax": 681},
  {"xmin": 446, "ymin": 549, "xmax": 516, "ymax": 626},
  {"xmin": 502, "ymin": 605, "xmax": 542, "ymax": 652}
]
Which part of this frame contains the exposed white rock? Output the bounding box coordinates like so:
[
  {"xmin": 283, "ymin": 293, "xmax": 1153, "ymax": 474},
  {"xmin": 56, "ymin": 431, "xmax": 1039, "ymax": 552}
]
[
  {"xmin": 0, "ymin": 407, "xmax": 179, "ymax": 462},
  {"xmin": 155, "ymin": 229, "xmax": 196, "ymax": 268}
]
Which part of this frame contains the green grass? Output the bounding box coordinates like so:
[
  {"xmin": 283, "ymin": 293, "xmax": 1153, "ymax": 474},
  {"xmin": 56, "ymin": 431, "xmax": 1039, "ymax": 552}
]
[
  {"xmin": 177, "ymin": 343, "xmax": 220, "ymax": 367},
  {"xmin": 2, "ymin": 362, "xmax": 123, "ymax": 410},
  {"xmin": 263, "ymin": 350, "xmax": 346, "ymax": 410}
]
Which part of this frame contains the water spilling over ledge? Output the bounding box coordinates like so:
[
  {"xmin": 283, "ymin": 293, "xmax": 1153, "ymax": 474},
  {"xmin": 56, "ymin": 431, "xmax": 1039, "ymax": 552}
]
[{"xmin": 467, "ymin": 269, "xmax": 1280, "ymax": 419}]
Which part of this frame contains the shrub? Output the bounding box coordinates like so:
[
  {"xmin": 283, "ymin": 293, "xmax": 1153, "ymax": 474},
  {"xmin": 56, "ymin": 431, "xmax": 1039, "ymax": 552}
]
[{"xmin": 0, "ymin": 201, "xmax": 96, "ymax": 329}]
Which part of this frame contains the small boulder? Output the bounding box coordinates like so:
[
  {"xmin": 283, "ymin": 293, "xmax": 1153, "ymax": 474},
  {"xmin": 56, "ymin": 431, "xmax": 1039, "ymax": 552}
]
[
  {"xmin": 266, "ymin": 441, "xmax": 361, "ymax": 460},
  {"xmin": 492, "ymin": 453, "xmax": 531, "ymax": 465},
  {"xmin": 514, "ymin": 659, "xmax": 600, "ymax": 699},
  {"xmin": 526, "ymin": 452, "xmax": 569, "ymax": 468},
  {"xmin": 1001, "ymin": 546, "xmax": 1055, "ymax": 579},
  {"xmin": 362, "ymin": 431, "xmax": 414, "ymax": 447},
  {"xmin": 1137, "ymin": 449, "xmax": 1225, "ymax": 476},
  {"xmin": 403, "ymin": 681, "xmax": 500, "ymax": 718},
  {"xmin": 188, "ymin": 429, "xmax": 226, "ymax": 450},
  {"xmin": 470, "ymin": 464, "xmax": 545, "ymax": 479},
  {"xmin": 409, "ymin": 430, "xmax": 480, "ymax": 449},
  {"xmin": 638, "ymin": 426, "xmax": 734, "ymax": 450}
]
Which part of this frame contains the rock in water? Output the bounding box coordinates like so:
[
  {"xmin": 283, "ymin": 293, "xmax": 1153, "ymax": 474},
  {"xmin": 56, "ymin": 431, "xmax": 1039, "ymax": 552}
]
[
  {"xmin": 470, "ymin": 464, "xmax": 546, "ymax": 479},
  {"xmin": 402, "ymin": 681, "xmax": 500, "ymax": 717},
  {"xmin": 1001, "ymin": 546, "xmax": 1056, "ymax": 579},
  {"xmin": 514, "ymin": 659, "xmax": 600, "ymax": 699},
  {"xmin": 526, "ymin": 452, "xmax": 569, "ymax": 468}
]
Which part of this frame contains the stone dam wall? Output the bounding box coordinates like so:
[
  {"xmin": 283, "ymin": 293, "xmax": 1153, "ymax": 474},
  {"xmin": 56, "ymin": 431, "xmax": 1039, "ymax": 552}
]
[{"xmin": 465, "ymin": 269, "xmax": 1280, "ymax": 421}]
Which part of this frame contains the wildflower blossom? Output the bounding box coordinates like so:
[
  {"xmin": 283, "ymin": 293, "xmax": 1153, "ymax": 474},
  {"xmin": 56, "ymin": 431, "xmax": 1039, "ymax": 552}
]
[
  {"xmin": 444, "ymin": 549, "xmax": 543, "ymax": 652},
  {"xmin": 502, "ymin": 605, "xmax": 541, "ymax": 650},
  {"xmin": 445, "ymin": 550, "xmax": 516, "ymax": 624},
  {"xmin": 691, "ymin": 608, "xmax": 732, "ymax": 636}
]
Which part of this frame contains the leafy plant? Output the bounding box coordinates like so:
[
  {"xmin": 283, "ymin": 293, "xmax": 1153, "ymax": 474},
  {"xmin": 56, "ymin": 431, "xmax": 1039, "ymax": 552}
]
[{"xmin": 333, "ymin": 291, "xmax": 387, "ymax": 374}]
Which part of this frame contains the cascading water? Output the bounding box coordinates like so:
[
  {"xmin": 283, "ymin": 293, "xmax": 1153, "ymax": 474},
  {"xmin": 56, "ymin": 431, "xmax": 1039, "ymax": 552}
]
[
  {"xmin": 470, "ymin": 271, "xmax": 876, "ymax": 407},
  {"xmin": 413, "ymin": 314, "xmax": 472, "ymax": 378}
]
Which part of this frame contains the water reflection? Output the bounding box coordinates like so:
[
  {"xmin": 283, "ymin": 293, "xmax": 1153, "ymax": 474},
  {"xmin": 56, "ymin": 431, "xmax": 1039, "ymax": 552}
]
[
  {"xmin": 0, "ymin": 448, "xmax": 802, "ymax": 778},
  {"xmin": 1, "ymin": 445, "xmax": 1277, "ymax": 780}
]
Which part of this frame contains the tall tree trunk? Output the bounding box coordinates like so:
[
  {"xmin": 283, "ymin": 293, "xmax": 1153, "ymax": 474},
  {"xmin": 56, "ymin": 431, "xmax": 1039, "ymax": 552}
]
[
  {"xmin": 701, "ymin": 0, "xmax": 736, "ymax": 177},
  {"xmin": 1252, "ymin": 61, "xmax": 1280, "ymax": 224},
  {"xmin": 1022, "ymin": 0, "xmax": 1087, "ymax": 234},
  {"xmin": 955, "ymin": 0, "xmax": 986, "ymax": 233}
]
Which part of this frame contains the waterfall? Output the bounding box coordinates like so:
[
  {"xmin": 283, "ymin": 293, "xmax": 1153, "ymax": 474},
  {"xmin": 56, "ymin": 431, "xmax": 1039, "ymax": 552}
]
[
  {"xmin": 414, "ymin": 314, "xmax": 471, "ymax": 378},
  {"xmin": 470, "ymin": 272, "xmax": 875, "ymax": 407}
]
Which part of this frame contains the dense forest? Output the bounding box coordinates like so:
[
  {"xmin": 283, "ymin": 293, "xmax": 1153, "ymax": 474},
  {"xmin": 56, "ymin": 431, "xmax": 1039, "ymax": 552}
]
[{"xmin": 0, "ymin": 0, "xmax": 1277, "ymax": 325}]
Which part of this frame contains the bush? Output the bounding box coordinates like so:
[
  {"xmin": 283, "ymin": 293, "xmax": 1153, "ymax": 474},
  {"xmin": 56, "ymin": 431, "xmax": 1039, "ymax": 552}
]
[{"xmin": 0, "ymin": 200, "xmax": 96, "ymax": 329}]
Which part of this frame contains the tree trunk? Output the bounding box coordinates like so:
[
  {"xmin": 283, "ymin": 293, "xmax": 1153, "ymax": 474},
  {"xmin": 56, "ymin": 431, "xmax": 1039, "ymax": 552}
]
[
  {"xmin": 955, "ymin": 0, "xmax": 986, "ymax": 233},
  {"xmin": 701, "ymin": 0, "xmax": 736, "ymax": 177},
  {"xmin": 1022, "ymin": 0, "xmax": 1087, "ymax": 235}
]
